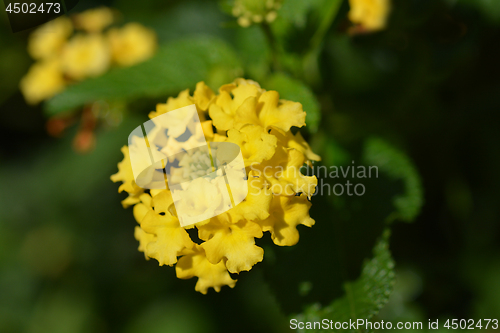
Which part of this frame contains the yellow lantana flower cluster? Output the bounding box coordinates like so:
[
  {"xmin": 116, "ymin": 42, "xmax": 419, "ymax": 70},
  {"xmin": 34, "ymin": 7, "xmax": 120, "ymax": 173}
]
[
  {"xmin": 111, "ymin": 79, "xmax": 320, "ymax": 294},
  {"xmin": 20, "ymin": 7, "xmax": 157, "ymax": 105},
  {"xmin": 348, "ymin": 0, "xmax": 391, "ymax": 32}
]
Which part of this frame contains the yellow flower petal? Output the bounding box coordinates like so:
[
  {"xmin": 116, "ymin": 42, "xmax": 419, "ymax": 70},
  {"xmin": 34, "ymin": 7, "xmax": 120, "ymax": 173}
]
[
  {"xmin": 209, "ymin": 79, "xmax": 306, "ymax": 133},
  {"xmin": 258, "ymin": 91, "xmax": 306, "ymax": 131},
  {"xmin": 233, "ymin": 96, "xmax": 261, "ymax": 129},
  {"xmin": 149, "ymin": 89, "xmax": 207, "ymax": 122},
  {"xmin": 287, "ymin": 131, "xmax": 321, "ymax": 162},
  {"xmin": 208, "ymin": 102, "xmax": 235, "ymax": 131},
  {"xmin": 139, "ymin": 211, "xmax": 194, "ymax": 266},
  {"xmin": 201, "ymin": 120, "xmax": 214, "ymax": 139},
  {"xmin": 199, "ymin": 220, "xmax": 263, "ymax": 273},
  {"xmin": 193, "ymin": 81, "xmax": 215, "ymax": 111},
  {"xmin": 278, "ymin": 149, "xmax": 318, "ymax": 198},
  {"xmin": 259, "ymin": 148, "xmax": 318, "ymax": 198},
  {"xmin": 227, "ymin": 124, "xmax": 277, "ymax": 166},
  {"xmin": 273, "ymin": 129, "xmax": 321, "ymax": 162},
  {"xmin": 176, "ymin": 245, "xmax": 236, "ymax": 294},
  {"xmin": 173, "ymin": 177, "xmax": 225, "ymax": 224},
  {"xmin": 259, "ymin": 194, "xmax": 315, "ymax": 246},
  {"xmin": 110, "ymin": 146, "xmax": 144, "ymax": 205},
  {"xmin": 132, "ymin": 193, "xmax": 153, "ymax": 222},
  {"xmin": 133, "ymin": 203, "xmax": 149, "ymax": 223},
  {"xmin": 227, "ymin": 171, "xmax": 272, "ymax": 222},
  {"xmin": 134, "ymin": 226, "xmax": 156, "ymax": 260},
  {"xmin": 152, "ymin": 190, "xmax": 174, "ymax": 215},
  {"xmin": 230, "ymin": 79, "xmax": 263, "ymax": 106},
  {"xmin": 121, "ymin": 193, "xmax": 143, "ymax": 208},
  {"xmin": 209, "ymin": 79, "xmax": 262, "ymax": 131}
]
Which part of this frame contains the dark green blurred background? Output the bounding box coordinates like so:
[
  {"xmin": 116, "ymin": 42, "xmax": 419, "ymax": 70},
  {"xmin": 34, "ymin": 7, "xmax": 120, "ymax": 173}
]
[{"xmin": 1, "ymin": 0, "xmax": 500, "ymax": 332}]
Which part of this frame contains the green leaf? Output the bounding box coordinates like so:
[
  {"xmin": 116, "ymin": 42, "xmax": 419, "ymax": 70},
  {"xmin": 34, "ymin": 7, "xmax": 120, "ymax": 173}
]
[
  {"xmin": 235, "ymin": 25, "xmax": 270, "ymax": 82},
  {"xmin": 363, "ymin": 138, "xmax": 423, "ymax": 222},
  {"xmin": 298, "ymin": 230, "xmax": 395, "ymax": 332},
  {"xmin": 273, "ymin": 0, "xmax": 341, "ymax": 38},
  {"xmin": 308, "ymin": 0, "xmax": 343, "ymax": 49},
  {"xmin": 272, "ymin": 0, "xmax": 342, "ymax": 58},
  {"xmin": 265, "ymin": 73, "xmax": 321, "ymax": 133},
  {"xmin": 44, "ymin": 36, "xmax": 242, "ymax": 116},
  {"xmin": 277, "ymin": 0, "xmax": 321, "ymax": 29}
]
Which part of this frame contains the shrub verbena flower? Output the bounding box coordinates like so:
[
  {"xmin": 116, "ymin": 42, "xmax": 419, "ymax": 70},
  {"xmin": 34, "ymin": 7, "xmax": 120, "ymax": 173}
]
[
  {"xmin": 112, "ymin": 79, "xmax": 320, "ymax": 294},
  {"xmin": 20, "ymin": 8, "xmax": 157, "ymax": 105}
]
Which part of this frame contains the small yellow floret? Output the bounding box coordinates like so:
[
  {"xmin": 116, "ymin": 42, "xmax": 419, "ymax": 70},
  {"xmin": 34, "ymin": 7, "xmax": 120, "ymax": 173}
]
[
  {"xmin": 108, "ymin": 23, "xmax": 157, "ymax": 67},
  {"xmin": 73, "ymin": 6, "xmax": 115, "ymax": 33},
  {"xmin": 27, "ymin": 17, "xmax": 73, "ymax": 60},
  {"xmin": 61, "ymin": 33, "xmax": 111, "ymax": 80},
  {"xmin": 20, "ymin": 59, "xmax": 65, "ymax": 105}
]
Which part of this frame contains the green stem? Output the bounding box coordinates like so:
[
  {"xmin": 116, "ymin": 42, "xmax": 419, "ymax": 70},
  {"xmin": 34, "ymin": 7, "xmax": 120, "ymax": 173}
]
[
  {"xmin": 303, "ymin": 0, "xmax": 343, "ymax": 85},
  {"xmin": 310, "ymin": 0, "xmax": 343, "ymax": 51},
  {"xmin": 261, "ymin": 22, "xmax": 281, "ymax": 72}
]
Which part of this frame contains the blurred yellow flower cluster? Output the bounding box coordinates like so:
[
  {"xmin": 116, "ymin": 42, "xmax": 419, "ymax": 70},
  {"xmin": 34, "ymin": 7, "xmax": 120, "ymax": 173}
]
[
  {"xmin": 111, "ymin": 79, "xmax": 320, "ymax": 294},
  {"xmin": 348, "ymin": 0, "xmax": 391, "ymax": 32},
  {"xmin": 231, "ymin": 0, "xmax": 282, "ymax": 27},
  {"xmin": 20, "ymin": 7, "xmax": 157, "ymax": 105}
]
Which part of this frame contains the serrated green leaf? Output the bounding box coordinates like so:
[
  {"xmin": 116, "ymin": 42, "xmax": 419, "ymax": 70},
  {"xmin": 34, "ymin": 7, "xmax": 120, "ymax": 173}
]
[
  {"xmin": 363, "ymin": 138, "xmax": 423, "ymax": 222},
  {"xmin": 297, "ymin": 230, "xmax": 395, "ymax": 333},
  {"xmin": 265, "ymin": 73, "xmax": 320, "ymax": 133},
  {"xmin": 44, "ymin": 36, "xmax": 242, "ymax": 116}
]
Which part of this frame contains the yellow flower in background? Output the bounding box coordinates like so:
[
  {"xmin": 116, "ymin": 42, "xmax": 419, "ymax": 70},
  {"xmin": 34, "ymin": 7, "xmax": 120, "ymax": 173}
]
[
  {"xmin": 27, "ymin": 17, "xmax": 73, "ymax": 60},
  {"xmin": 61, "ymin": 33, "xmax": 111, "ymax": 80},
  {"xmin": 20, "ymin": 7, "xmax": 157, "ymax": 105},
  {"xmin": 112, "ymin": 79, "xmax": 320, "ymax": 294},
  {"xmin": 108, "ymin": 23, "xmax": 158, "ymax": 67},
  {"xmin": 232, "ymin": 0, "xmax": 282, "ymax": 27},
  {"xmin": 19, "ymin": 59, "xmax": 65, "ymax": 105},
  {"xmin": 348, "ymin": 0, "xmax": 391, "ymax": 32},
  {"xmin": 73, "ymin": 6, "xmax": 115, "ymax": 33}
]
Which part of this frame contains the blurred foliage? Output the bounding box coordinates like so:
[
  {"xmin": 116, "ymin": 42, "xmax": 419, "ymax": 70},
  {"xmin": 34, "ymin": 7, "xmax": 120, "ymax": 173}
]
[
  {"xmin": 363, "ymin": 138, "xmax": 423, "ymax": 222},
  {"xmin": 45, "ymin": 36, "xmax": 242, "ymax": 115},
  {"xmin": 1, "ymin": 0, "xmax": 500, "ymax": 332},
  {"xmin": 300, "ymin": 230, "xmax": 395, "ymax": 332}
]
